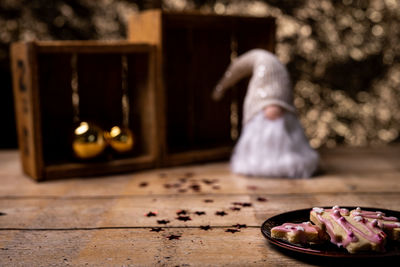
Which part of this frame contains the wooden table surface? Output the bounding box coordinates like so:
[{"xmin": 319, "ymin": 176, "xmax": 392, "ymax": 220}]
[{"xmin": 0, "ymin": 147, "xmax": 400, "ymax": 266}]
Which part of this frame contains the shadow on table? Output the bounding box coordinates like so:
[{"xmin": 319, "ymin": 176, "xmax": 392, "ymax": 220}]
[{"xmin": 266, "ymin": 242, "xmax": 400, "ymax": 266}]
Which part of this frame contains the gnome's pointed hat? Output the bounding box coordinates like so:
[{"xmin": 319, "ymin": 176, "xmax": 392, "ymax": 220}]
[{"xmin": 213, "ymin": 49, "xmax": 296, "ymax": 125}]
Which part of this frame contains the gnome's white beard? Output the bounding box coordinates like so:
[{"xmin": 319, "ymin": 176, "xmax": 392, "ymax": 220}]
[{"xmin": 231, "ymin": 111, "xmax": 319, "ymax": 178}]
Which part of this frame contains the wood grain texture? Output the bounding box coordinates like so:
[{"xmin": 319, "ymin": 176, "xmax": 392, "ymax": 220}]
[{"xmin": 0, "ymin": 147, "xmax": 400, "ymax": 266}]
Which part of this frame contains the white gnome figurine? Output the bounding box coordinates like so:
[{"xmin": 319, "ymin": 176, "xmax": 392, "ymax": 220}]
[{"xmin": 213, "ymin": 49, "xmax": 319, "ymax": 178}]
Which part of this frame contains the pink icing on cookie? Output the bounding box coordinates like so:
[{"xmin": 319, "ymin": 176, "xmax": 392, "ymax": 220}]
[{"xmin": 313, "ymin": 207, "xmax": 386, "ymax": 250}]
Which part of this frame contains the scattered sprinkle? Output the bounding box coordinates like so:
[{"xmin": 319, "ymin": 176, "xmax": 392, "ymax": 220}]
[
  {"xmin": 190, "ymin": 185, "xmax": 201, "ymax": 192},
  {"xmin": 200, "ymin": 225, "xmax": 211, "ymax": 231},
  {"xmin": 256, "ymin": 197, "xmax": 267, "ymax": 202},
  {"xmin": 204, "ymin": 199, "xmax": 214, "ymax": 203},
  {"xmin": 176, "ymin": 216, "xmax": 192, "ymax": 222},
  {"xmin": 157, "ymin": 220, "xmax": 170, "ymax": 225},
  {"xmin": 195, "ymin": 211, "xmax": 206, "ymax": 216},
  {"xmin": 179, "ymin": 178, "xmax": 188, "ymax": 183},
  {"xmin": 150, "ymin": 227, "xmax": 164, "ymax": 232},
  {"xmin": 202, "ymin": 179, "xmax": 216, "ymax": 185},
  {"xmin": 167, "ymin": 235, "xmax": 181, "ymax": 240},
  {"xmin": 225, "ymin": 229, "xmax": 240, "ymax": 233},
  {"xmin": 145, "ymin": 211, "xmax": 157, "ymax": 217},
  {"xmin": 176, "ymin": 210, "xmax": 188, "ymax": 215},
  {"xmin": 139, "ymin": 182, "xmax": 148, "ymax": 187},
  {"xmin": 233, "ymin": 224, "xmax": 247, "ymax": 228},
  {"xmin": 215, "ymin": 211, "xmax": 228, "ymax": 216},
  {"xmin": 0, "ymin": 212, "xmax": 6, "ymax": 216},
  {"xmin": 230, "ymin": 207, "xmax": 241, "ymax": 211}
]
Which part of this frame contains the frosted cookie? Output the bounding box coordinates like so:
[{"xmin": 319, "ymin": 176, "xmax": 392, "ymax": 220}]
[
  {"xmin": 271, "ymin": 222, "xmax": 327, "ymax": 244},
  {"xmin": 310, "ymin": 206, "xmax": 386, "ymax": 254},
  {"xmin": 350, "ymin": 207, "xmax": 400, "ymax": 241}
]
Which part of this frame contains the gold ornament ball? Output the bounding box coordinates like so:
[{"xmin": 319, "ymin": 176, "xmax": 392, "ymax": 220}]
[
  {"xmin": 105, "ymin": 126, "xmax": 134, "ymax": 153},
  {"xmin": 72, "ymin": 122, "xmax": 106, "ymax": 159}
]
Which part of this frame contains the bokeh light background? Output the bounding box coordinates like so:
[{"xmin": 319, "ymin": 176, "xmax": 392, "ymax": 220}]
[{"xmin": 1, "ymin": 0, "xmax": 399, "ymax": 148}]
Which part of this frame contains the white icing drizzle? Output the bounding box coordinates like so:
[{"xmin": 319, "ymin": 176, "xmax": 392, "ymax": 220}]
[
  {"xmin": 295, "ymin": 226, "xmax": 305, "ymax": 231},
  {"xmin": 332, "ymin": 205, "xmax": 340, "ymax": 210},
  {"xmin": 284, "ymin": 225, "xmax": 292, "ymax": 229},
  {"xmin": 356, "ymin": 207, "xmax": 361, "ymax": 212},
  {"xmin": 313, "ymin": 207, "xmax": 324, "ymax": 214},
  {"xmin": 354, "ymin": 216, "xmax": 363, "ymax": 222}
]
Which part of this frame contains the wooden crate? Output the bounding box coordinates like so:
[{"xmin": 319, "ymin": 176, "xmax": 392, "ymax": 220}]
[
  {"xmin": 11, "ymin": 41, "xmax": 158, "ymax": 180},
  {"xmin": 129, "ymin": 10, "xmax": 276, "ymax": 167}
]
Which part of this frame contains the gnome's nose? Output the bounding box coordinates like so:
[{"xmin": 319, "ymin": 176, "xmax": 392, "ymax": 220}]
[{"xmin": 264, "ymin": 105, "xmax": 285, "ymax": 120}]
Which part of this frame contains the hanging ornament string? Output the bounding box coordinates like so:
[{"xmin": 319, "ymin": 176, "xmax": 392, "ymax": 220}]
[
  {"xmin": 104, "ymin": 54, "xmax": 135, "ymax": 154},
  {"xmin": 71, "ymin": 53, "xmax": 106, "ymax": 159},
  {"xmin": 71, "ymin": 54, "xmax": 80, "ymax": 123},
  {"xmin": 230, "ymin": 33, "xmax": 239, "ymax": 141},
  {"xmin": 121, "ymin": 54, "xmax": 130, "ymax": 129}
]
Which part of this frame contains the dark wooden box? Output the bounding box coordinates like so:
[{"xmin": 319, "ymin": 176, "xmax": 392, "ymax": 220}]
[
  {"xmin": 129, "ymin": 10, "xmax": 276, "ymax": 166},
  {"xmin": 11, "ymin": 41, "xmax": 158, "ymax": 180}
]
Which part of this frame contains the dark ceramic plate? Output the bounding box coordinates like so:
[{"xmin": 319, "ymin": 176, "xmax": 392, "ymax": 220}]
[{"xmin": 261, "ymin": 207, "xmax": 400, "ymax": 258}]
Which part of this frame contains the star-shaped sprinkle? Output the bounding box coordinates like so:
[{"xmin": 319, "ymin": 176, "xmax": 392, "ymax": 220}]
[
  {"xmin": 257, "ymin": 197, "xmax": 267, "ymax": 202},
  {"xmin": 200, "ymin": 225, "xmax": 211, "ymax": 231},
  {"xmin": 167, "ymin": 235, "xmax": 181, "ymax": 240},
  {"xmin": 202, "ymin": 179, "xmax": 217, "ymax": 185},
  {"xmin": 139, "ymin": 182, "xmax": 148, "ymax": 187},
  {"xmin": 150, "ymin": 227, "xmax": 164, "ymax": 232},
  {"xmin": 190, "ymin": 184, "xmax": 201, "ymax": 192},
  {"xmin": 195, "ymin": 211, "xmax": 206, "ymax": 216},
  {"xmin": 225, "ymin": 229, "xmax": 240, "ymax": 233},
  {"xmin": 176, "ymin": 210, "xmax": 188, "ymax": 215},
  {"xmin": 233, "ymin": 224, "xmax": 247, "ymax": 229},
  {"xmin": 204, "ymin": 199, "xmax": 214, "ymax": 203},
  {"xmin": 176, "ymin": 216, "xmax": 192, "ymax": 222},
  {"xmin": 215, "ymin": 211, "xmax": 228, "ymax": 216},
  {"xmin": 179, "ymin": 178, "xmax": 188, "ymax": 183},
  {"xmin": 157, "ymin": 220, "xmax": 170, "ymax": 225},
  {"xmin": 145, "ymin": 211, "xmax": 157, "ymax": 217}
]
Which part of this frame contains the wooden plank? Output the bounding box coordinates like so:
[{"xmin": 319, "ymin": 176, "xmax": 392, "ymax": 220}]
[
  {"xmin": 10, "ymin": 42, "xmax": 43, "ymax": 179},
  {"xmin": 1, "ymin": 193, "xmax": 399, "ymax": 229},
  {"xmin": 1, "ymin": 148, "xmax": 400, "ymax": 197},
  {"xmin": 0, "ymin": 229, "xmax": 313, "ymax": 266}
]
